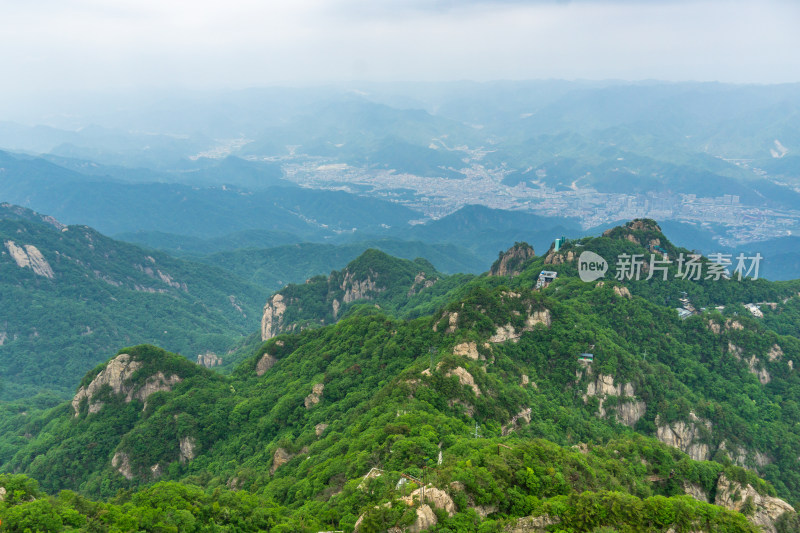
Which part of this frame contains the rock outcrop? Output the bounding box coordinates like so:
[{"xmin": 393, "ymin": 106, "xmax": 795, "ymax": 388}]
[
  {"xmin": 583, "ymin": 374, "xmax": 646, "ymax": 427},
  {"xmin": 489, "ymin": 324, "xmax": 520, "ymax": 343},
  {"xmin": 767, "ymin": 344, "xmax": 783, "ymax": 361},
  {"xmin": 504, "ymin": 515, "xmax": 562, "ymax": 532},
  {"xmin": 404, "ymin": 486, "xmax": 455, "ymax": 517},
  {"xmin": 271, "ymin": 446, "xmax": 309, "ymax": 475},
  {"xmin": 261, "ymin": 294, "xmax": 287, "ymax": 341},
  {"xmin": 341, "ymin": 269, "xmax": 382, "ymax": 303},
  {"xmin": 729, "ymin": 343, "xmax": 771, "ymax": 384},
  {"xmin": 489, "ymin": 309, "xmax": 551, "ymax": 344},
  {"xmin": 4, "ymin": 240, "xmax": 55, "ymax": 278},
  {"xmin": 453, "ymin": 342, "xmax": 480, "ymax": 360},
  {"xmin": 271, "ymin": 447, "xmax": 294, "ymax": 475},
  {"xmin": 489, "ymin": 242, "xmax": 535, "ymax": 277},
  {"xmin": 655, "ymin": 413, "xmax": 711, "ymax": 461},
  {"xmin": 305, "ymin": 383, "xmax": 325, "ymax": 408},
  {"xmin": 112, "ymin": 451, "xmax": 134, "ymax": 480},
  {"xmin": 256, "ymin": 353, "xmax": 277, "ymax": 376},
  {"xmin": 179, "ymin": 436, "xmax": 197, "ymax": 463},
  {"xmin": 502, "ymin": 407, "xmax": 532, "ymax": 436},
  {"xmin": 71, "ymin": 353, "xmax": 182, "ymax": 416},
  {"xmin": 715, "ymin": 474, "xmax": 795, "ymax": 533},
  {"xmin": 525, "ymin": 309, "xmax": 551, "ymax": 328},
  {"xmin": 408, "ymin": 271, "xmax": 436, "ymax": 295},
  {"xmin": 196, "ymin": 351, "xmax": 222, "ymax": 368},
  {"xmin": 446, "ymin": 367, "xmax": 481, "ymax": 396},
  {"xmin": 544, "ymin": 249, "xmax": 575, "ymax": 266},
  {"xmin": 402, "ymin": 504, "xmax": 434, "ymax": 533},
  {"xmin": 683, "ymin": 482, "xmax": 708, "ymax": 502},
  {"xmin": 613, "ymin": 285, "xmax": 632, "ymax": 299},
  {"xmin": 434, "ymin": 312, "xmax": 459, "ymax": 333}
]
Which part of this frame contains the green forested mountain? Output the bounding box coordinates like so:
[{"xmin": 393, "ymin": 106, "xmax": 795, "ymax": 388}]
[
  {"xmin": 2, "ymin": 220, "xmax": 800, "ymax": 532},
  {"xmin": 0, "ymin": 205, "xmax": 267, "ymax": 401},
  {"xmin": 257, "ymin": 249, "xmax": 476, "ymax": 346}
]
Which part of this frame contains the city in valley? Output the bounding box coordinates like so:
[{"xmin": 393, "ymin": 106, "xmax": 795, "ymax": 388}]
[{"xmin": 248, "ymin": 152, "xmax": 800, "ymax": 247}]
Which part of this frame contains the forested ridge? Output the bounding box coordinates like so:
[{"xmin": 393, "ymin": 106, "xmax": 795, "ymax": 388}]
[{"xmin": 2, "ymin": 220, "xmax": 800, "ymax": 532}]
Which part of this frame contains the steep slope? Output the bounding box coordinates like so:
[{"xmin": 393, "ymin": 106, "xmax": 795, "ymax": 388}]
[
  {"xmin": 198, "ymin": 239, "xmax": 487, "ymax": 291},
  {"xmin": 4, "ymin": 222, "xmax": 800, "ymax": 531},
  {"xmin": 0, "ymin": 205, "xmax": 267, "ymax": 400},
  {"xmin": 0, "ymin": 150, "xmax": 420, "ymax": 238},
  {"xmin": 258, "ymin": 249, "xmax": 475, "ymax": 341}
]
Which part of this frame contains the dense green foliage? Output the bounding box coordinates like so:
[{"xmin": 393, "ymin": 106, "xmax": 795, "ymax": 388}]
[
  {"xmin": 2, "ymin": 220, "xmax": 800, "ymax": 531},
  {"xmin": 0, "ymin": 211, "xmax": 267, "ymax": 401}
]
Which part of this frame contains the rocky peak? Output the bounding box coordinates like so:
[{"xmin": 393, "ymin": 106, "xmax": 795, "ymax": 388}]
[
  {"xmin": 602, "ymin": 218, "xmax": 668, "ymax": 249},
  {"xmin": 261, "ymin": 293, "xmax": 288, "ymax": 341},
  {"xmin": 339, "ymin": 267, "xmax": 383, "ymax": 304},
  {"xmin": 71, "ymin": 352, "xmax": 183, "ymax": 417},
  {"xmin": 489, "ymin": 242, "xmax": 535, "ymax": 277}
]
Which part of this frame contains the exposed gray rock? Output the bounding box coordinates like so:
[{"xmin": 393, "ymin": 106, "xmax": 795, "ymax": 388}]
[
  {"xmin": 305, "ymin": 383, "xmax": 325, "ymax": 408},
  {"xmin": 445, "ymin": 367, "xmax": 480, "ymax": 396},
  {"xmin": 196, "ymin": 351, "xmax": 222, "ymax": 368},
  {"xmin": 4, "ymin": 241, "xmax": 55, "ymax": 278},
  {"xmin": 179, "ymin": 436, "xmax": 197, "ymax": 463},
  {"xmin": 71, "ymin": 353, "xmax": 142, "ymax": 416},
  {"xmin": 715, "ymin": 474, "xmax": 795, "ymax": 533},
  {"xmin": 256, "ymin": 353, "xmax": 277, "ymax": 376},
  {"xmin": 453, "ymin": 342, "xmax": 480, "ymax": 360},
  {"xmin": 112, "ymin": 451, "xmax": 134, "ymax": 480},
  {"xmin": 261, "ymin": 294, "xmax": 287, "ymax": 341},
  {"xmin": 655, "ymin": 413, "xmax": 711, "ymax": 461}
]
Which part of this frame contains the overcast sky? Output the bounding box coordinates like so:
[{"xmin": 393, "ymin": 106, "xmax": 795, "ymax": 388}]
[{"xmin": 3, "ymin": 0, "xmax": 799, "ymax": 99}]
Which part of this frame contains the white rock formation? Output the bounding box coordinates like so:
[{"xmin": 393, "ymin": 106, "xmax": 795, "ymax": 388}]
[
  {"xmin": 583, "ymin": 374, "xmax": 645, "ymax": 427},
  {"xmin": 71, "ymin": 353, "xmax": 181, "ymax": 416},
  {"xmin": 196, "ymin": 351, "xmax": 222, "ymax": 368},
  {"xmin": 4, "ymin": 241, "xmax": 55, "ymax": 278},
  {"xmin": 112, "ymin": 451, "xmax": 134, "ymax": 480},
  {"xmin": 655, "ymin": 413, "xmax": 711, "ymax": 461},
  {"xmin": 261, "ymin": 294, "xmax": 287, "ymax": 341},
  {"xmin": 341, "ymin": 270, "xmax": 382, "ymax": 303},
  {"xmin": 445, "ymin": 367, "xmax": 481, "ymax": 396},
  {"xmin": 715, "ymin": 474, "xmax": 795, "ymax": 533},
  {"xmin": 305, "ymin": 383, "xmax": 325, "ymax": 408},
  {"xmin": 453, "ymin": 342, "xmax": 480, "ymax": 360},
  {"xmin": 179, "ymin": 436, "xmax": 197, "ymax": 463}
]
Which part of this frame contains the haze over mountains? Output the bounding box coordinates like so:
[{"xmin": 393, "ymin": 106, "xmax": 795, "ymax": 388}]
[{"xmin": 1, "ymin": 81, "xmax": 799, "ymax": 280}]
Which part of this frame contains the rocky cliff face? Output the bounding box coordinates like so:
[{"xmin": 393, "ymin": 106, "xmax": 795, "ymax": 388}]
[
  {"xmin": 71, "ymin": 353, "xmax": 182, "ymax": 417},
  {"xmin": 340, "ymin": 268, "xmax": 383, "ymax": 303},
  {"xmin": 4, "ymin": 240, "xmax": 55, "ymax": 278},
  {"xmin": 488, "ymin": 308, "xmax": 552, "ymax": 344},
  {"xmin": 715, "ymin": 474, "xmax": 795, "ymax": 533},
  {"xmin": 489, "ymin": 242, "xmax": 535, "ymax": 277},
  {"xmin": 196, "ymin": 351, "xmax": 222, "ymax": 368},
  {"xmin": 583, "ymin": 373, "xmax": 646, "ymax": 427},
  {"xmin": 655, "ymin": 413, "xmax": 711, "ymax": 461},
  {"xmin": 261, "ymin": 293, "xmax": 287, "ymax": 341}
]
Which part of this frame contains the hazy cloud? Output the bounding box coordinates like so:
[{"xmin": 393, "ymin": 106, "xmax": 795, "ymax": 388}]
[{"xmin": 2, "ymin": 0, "xmax": 798, "ymax": 103}]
